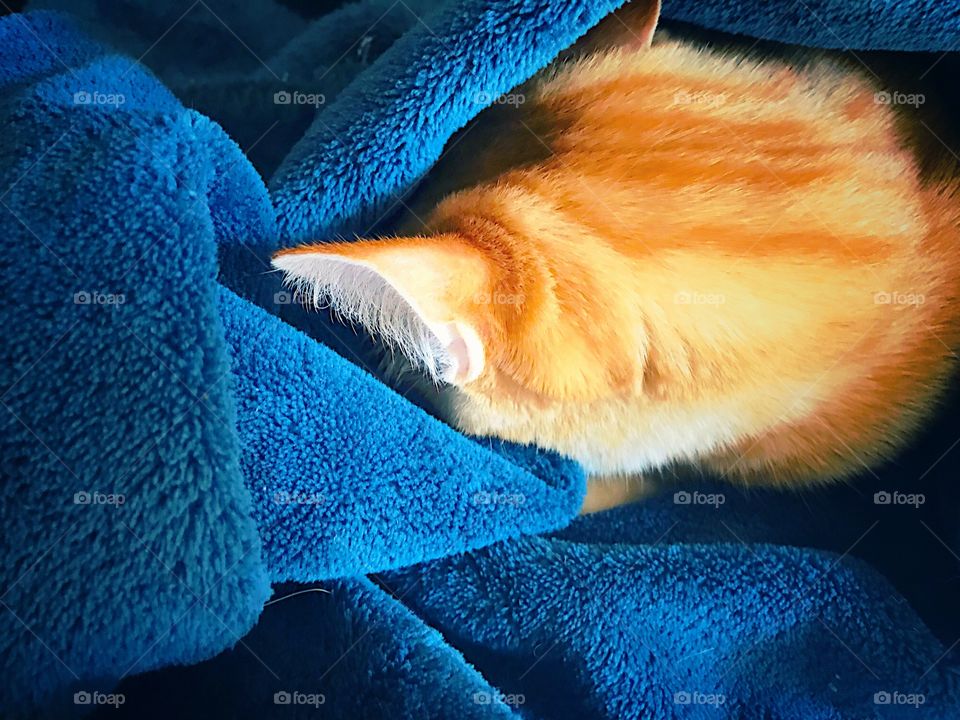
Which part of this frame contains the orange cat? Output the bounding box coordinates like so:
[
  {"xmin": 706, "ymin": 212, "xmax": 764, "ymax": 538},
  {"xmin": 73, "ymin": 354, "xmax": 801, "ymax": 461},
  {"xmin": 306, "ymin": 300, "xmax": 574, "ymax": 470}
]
[{"xmin": 274, "ymin": 1, "xmax": 960, "ymax": 509}]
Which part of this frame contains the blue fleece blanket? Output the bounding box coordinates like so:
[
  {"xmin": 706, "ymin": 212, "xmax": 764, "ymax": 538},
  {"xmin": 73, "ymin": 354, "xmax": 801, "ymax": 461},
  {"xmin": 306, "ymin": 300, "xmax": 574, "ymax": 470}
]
[{"xmin": 2, "ymin": 1, "xmax": 959, "ymax": 718}]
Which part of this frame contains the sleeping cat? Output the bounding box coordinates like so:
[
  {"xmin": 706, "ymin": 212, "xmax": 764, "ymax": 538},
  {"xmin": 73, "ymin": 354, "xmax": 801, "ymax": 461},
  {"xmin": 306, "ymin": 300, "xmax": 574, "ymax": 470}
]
[{"xmin": 273, "ymin": 0, "xmax": 960, "ymax": 511}]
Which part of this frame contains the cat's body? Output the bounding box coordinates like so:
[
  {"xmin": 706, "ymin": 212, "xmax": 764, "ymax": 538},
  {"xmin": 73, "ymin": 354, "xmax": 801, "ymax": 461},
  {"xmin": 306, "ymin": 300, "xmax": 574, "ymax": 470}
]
[{"xmin": 274, "ymin": 1, "xmax": 960, "ymax": 500}]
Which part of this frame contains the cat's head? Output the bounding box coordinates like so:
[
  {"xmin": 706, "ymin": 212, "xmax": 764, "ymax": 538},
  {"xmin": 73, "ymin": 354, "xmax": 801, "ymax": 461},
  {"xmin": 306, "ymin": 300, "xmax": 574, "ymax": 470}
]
[
  {"xmin": 272, "ymin": 223, "xmax": 644, "ymax": 440},
  {"xmin": 271, "ymin": 0, "xmax": 663, "ymax": 443}
]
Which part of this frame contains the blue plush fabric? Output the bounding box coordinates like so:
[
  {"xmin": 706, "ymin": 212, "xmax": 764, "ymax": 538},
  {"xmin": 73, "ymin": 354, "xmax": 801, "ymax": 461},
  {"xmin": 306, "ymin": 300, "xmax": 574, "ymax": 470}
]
[
  {"xmin": 3, "ymin": 1, "xmax": 960, "ymax": 718},
  {"xmin": 0, "ymin": 12, "xmax": 272, "ymax": 716},
  {"xmin": 0, "ymin": 5, "xmax": 584, "ymax": 716},
  {"xmin": 219, "ymin": 287, "xmax": 583, "ymax": 582},
  {"xmin": 664, "ymin": 0, "xmax": 960, "ymax": 52}
]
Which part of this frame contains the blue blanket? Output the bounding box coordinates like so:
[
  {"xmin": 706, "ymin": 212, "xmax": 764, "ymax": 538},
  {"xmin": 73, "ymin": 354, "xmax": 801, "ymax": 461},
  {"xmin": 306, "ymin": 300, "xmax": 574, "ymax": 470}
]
[{"xmin": 2, "ymin": 1, "xmax": 959, "ymax": 717}]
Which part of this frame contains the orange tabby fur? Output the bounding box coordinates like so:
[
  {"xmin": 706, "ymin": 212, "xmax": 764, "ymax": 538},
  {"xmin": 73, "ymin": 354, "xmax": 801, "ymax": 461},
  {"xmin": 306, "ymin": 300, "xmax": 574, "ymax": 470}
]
[{"xmin": 274, "ymin": 1, "xmax": 960, "ymax": 490}]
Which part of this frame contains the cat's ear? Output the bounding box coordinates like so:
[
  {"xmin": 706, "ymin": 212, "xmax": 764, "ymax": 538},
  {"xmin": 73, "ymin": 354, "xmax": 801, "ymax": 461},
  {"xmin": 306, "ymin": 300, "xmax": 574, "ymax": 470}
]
[
  {"xmin": 619, "ymin": 0, "xmax": 661, "ymax": 49},
  {"xmin": 272, "ymin": 237, "xmax": 489, "ymax": 385},
  {"xmin": 568, "ymin": 0, "xmax": 661, "ymax": 57}
]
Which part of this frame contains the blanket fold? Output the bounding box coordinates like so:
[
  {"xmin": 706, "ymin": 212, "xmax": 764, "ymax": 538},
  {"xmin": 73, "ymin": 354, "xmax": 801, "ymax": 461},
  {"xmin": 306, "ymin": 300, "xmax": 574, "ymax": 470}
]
[
  {"xmin": 0, "ymin": 8, "xmax": 584, "ymax": 714},
  {"xmin": 220, "ymin": 286, "xmax": 585, "ymax": 582},
  {"xmin": 0, "ymin": 12, "xmax": 272, "ymax": 714}
]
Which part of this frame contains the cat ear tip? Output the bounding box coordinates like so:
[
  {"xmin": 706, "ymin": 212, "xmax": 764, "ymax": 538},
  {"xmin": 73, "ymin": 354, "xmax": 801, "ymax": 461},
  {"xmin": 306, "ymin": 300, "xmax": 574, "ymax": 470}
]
[
  {"xmin": 270, "ymin": 250, "xmax": 297, "ymax": 271},
  {"xmin": 271, "ymin": 249, "xmax": 324, "ymax": 279},
  {"xmin": 271, "ymin": 244, "xmax": 304, "ymax": 261},
  {"xmin": 271, "ymin": 244, "xmax": 335, "ymax": 266}
]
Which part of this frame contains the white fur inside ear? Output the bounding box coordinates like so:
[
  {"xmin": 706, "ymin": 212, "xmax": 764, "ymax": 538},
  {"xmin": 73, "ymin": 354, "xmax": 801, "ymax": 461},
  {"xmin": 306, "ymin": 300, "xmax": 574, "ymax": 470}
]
[{"xmin": 272, "ymin": 252, "xmax": 484, "ymax": 385}]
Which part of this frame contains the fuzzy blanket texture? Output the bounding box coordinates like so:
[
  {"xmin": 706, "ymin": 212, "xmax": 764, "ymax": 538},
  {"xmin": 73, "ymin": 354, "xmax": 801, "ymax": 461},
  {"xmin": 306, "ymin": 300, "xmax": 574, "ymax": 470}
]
[{"xmin": 2, "ymin": 0, "xmax": 960, "ymax": 718}]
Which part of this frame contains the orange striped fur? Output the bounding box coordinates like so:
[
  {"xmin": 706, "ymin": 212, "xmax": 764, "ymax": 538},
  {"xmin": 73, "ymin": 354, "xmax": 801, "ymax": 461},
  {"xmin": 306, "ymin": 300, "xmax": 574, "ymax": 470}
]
[{"xmin": 274, "ymin": 1, "xmax": 960, "ymax": 496}]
